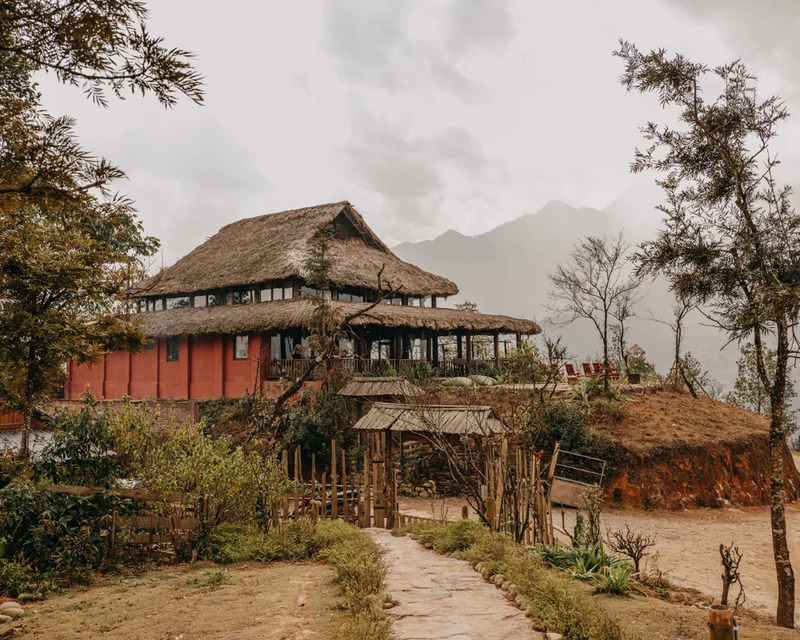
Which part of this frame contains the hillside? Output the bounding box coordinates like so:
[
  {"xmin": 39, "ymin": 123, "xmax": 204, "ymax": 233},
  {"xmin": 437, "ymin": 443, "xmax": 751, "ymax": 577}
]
[{"xmin": 432, "ymin": 386, "xmax": 799, "ymax": 509}]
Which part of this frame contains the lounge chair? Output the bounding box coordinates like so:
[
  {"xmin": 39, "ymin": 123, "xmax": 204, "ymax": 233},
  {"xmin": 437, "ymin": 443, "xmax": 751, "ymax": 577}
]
[
  {"xmin": 582, "ymin": 362, "xmax": 594, "ymax": 376},
  {"xmin": 565, "ymin": 363, "xmax": 580, "ymax": 384}
]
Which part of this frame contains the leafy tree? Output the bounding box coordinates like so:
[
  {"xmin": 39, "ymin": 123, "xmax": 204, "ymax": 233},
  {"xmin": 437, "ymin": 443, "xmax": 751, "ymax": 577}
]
[
  {"xmin": 0, "ymin": 1, "xmax": 202, "ymax": 456},
  {"xmin": 617, "ymin": 42, "xmax": 800, "ymax": 626},
  {"xmin": 547, "ymin": 232, "xmax": 641, "ymax": 389},
  {"xmin": 726, "ymin": 343, "xmax": 796, "ymax": 419},
  {"xmin": 623, "ymin": 344, "xmax": 655, "ymax": 378}
]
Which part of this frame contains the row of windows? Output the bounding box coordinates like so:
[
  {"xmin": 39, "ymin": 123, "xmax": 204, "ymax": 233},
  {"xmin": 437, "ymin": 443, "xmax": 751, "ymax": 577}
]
[
  {"xmin": 164, "ymin": 335, "xmax": 249, "ymax": 362},
  {"xmin": 140, "ymin": 286, "xmax": 433, "ymax": 312}
]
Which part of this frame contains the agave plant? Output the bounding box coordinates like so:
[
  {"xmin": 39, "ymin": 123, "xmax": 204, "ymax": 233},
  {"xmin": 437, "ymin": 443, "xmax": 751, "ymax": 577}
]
[{"xmin": 592, "ymin": 562, "xmax": 644, "ymax": 595}]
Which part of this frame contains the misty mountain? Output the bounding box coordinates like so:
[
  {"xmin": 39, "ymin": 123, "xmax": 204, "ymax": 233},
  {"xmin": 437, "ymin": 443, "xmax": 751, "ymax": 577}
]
[{"xmin": 393, "ymin": 200, "xmax": 738, "ymax": 389}]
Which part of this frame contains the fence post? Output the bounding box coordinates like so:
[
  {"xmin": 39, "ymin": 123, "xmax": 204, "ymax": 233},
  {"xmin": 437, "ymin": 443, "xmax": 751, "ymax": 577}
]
[
  {"xmin": 341, "ymin": 448, "xmax": 349, "ymax": 523},
  {"xmin": 363, "ymin": 443, "xmax": 371, "ymax": 527},
  {"xmin": 331, "ymin": 439, "xmax": 338, "ymax": 520},
  {"xmin": 321, "ymin": 472, "xmax": 327, "ymax": 520}
]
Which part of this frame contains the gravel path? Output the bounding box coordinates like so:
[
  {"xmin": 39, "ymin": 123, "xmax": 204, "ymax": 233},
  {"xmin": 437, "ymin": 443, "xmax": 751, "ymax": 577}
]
[{"xmin": 370, "ymin": 528, "xmax": 543, "ymax": 640}]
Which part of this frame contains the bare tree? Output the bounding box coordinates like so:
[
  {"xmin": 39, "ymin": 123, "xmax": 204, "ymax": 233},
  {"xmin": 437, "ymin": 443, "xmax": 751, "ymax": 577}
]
[
  {"xmin": 548, "ymin": 232, "xmax": 641, "ymax": 389},
  {"xmin": 719, "ymin": 542, "xmax": 745, "ymax": 610},
  {"xmin": 607, "ymin": 525, "xmax": 657, "ymax": 574},
  {"xmin": 649, "ymin": 295, "xmax": 698, "ymax": 397}
]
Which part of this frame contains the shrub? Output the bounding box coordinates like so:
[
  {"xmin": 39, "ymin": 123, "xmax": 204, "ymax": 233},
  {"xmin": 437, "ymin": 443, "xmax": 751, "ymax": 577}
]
[
  {"xmin": 207, "ymin": 523, "xmax": 266, "ymax": 564},
  {"xmin": 261, "ymin": 517, "xmax": 321, "ymax": 561},
  {"xmin": 0, "ymin": 483, "xmax": 113, "ymax": 580},
  {"xmin": 417, "ymin": 519, "xmax": 487, "ymax": 554},
  {"xmin": 592, "ymin": 563, "xmax": 641, "ymax": 595},
  {"xmin": 0, "ymin": 561, "xmax": 46, "ymax": 600},
  {"xmin": 325, "ymin": 536, "xmax": 386, "ymax": 606}
]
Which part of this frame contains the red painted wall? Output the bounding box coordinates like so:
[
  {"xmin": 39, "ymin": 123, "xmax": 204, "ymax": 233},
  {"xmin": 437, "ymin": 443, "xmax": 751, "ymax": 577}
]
[
  {"xmin": 130, "ymin": 346, "xmax": 158, "ymax": 399},
  {"xmin": 67, "ymin": 332, "xmax": 271, "ymax": 401}
]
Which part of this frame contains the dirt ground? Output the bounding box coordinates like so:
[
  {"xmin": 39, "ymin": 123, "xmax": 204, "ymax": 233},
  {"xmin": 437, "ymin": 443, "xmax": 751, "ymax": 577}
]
[
  {"xmin": 9, "ymin": 561, "xmax": 345, "ymax": 640},
  {"xmin": 399, "ymin": 494, "xmax": 800, "ymax": 628}
]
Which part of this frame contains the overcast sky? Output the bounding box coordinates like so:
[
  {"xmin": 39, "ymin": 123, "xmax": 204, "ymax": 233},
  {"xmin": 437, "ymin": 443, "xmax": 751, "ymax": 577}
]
[{"xmin": 40, "ymin": 0, "xmax": 800, "ymax": 264}]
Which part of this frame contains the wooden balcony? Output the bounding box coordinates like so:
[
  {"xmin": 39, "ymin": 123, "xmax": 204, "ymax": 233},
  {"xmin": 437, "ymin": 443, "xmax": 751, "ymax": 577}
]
[{"xmin": 265, "ymin": 357, "xmax": 513, "ymax": 380}]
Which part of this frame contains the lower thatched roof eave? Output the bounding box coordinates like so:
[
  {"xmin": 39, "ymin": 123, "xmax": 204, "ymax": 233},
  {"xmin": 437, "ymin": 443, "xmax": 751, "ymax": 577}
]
[{"xmin": 135, "ymin": 299, "xmax": 541, "ymax": 338}]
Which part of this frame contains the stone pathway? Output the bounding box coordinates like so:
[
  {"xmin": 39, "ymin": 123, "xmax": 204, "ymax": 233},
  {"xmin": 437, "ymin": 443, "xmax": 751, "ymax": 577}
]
[{"xmin": 369, "ymin": 529, "xmax": 543, "ymax": 640}]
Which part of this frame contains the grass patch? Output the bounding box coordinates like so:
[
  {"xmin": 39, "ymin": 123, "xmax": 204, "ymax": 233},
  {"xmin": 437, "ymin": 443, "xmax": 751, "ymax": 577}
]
[
  {"xmin": 399, "ymin": 520, "xmax": 632, "ymax": 640},
  {"xmin": 208, "ymin": 518, "xmax": 391, "ymax": 640}
]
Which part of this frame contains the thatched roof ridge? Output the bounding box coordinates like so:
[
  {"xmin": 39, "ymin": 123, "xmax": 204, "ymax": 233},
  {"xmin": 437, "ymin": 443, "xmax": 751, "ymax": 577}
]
[
  {"xmin": 351, "ymin": 403, "xmax": 505, "ymax": 435},
  {"xmin": 135, "ymin": 201, "xmax": 458, "ymax": 298},
  {"xmin": 135, "ymin": 299, "xmax": 541, "ymax": 337},
  {"xmin": 338, "ymin": 377, "xmax": 426, "ymax": 398}
]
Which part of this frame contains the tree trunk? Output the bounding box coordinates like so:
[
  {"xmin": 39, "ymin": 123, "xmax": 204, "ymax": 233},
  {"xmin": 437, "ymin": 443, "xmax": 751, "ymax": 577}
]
[
  {"xmin": 768, "ymin": 321, "xmax": 795, "ymax": 627},
  {"xmin": 19, "ymin": 403, "xmax": 33, "ymax": 460}
]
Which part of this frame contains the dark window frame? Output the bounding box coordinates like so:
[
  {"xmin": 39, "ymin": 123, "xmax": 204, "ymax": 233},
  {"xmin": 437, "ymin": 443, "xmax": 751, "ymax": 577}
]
[
  {"xmin": 166, "ymin": 336, "xmax": 180, "ymax": 362},
  {"xmin": 233, "ymin": 334, "xmax": 249, "ymax": 360}
]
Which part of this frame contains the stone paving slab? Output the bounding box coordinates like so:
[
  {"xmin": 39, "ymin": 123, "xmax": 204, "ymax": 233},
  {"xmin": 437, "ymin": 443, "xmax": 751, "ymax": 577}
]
[{"xmin": 369, "ymin": 528, "xmax": 544, "ymax": 640}]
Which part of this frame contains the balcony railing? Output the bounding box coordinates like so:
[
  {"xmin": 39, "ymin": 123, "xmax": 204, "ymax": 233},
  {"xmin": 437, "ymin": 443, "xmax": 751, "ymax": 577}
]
[{"xmin": 265, "ymin": 357, "xmax": 512, "ymax": 380}]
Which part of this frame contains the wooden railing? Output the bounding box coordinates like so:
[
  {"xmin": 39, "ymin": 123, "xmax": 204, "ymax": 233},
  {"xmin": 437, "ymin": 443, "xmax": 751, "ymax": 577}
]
[{"xmin": 266, "ymin": 357, "xmax": 514, "ymax": 380}]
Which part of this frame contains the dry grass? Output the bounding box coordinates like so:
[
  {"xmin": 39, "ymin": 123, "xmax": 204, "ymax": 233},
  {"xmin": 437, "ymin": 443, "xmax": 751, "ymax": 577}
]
[
  {"xmin": 592, "ymin": 392, "xmax": 768, "ymax": 453},
  {"xmin": 9, "ymin": 562, "xmax": 345, "ymax": 640}
]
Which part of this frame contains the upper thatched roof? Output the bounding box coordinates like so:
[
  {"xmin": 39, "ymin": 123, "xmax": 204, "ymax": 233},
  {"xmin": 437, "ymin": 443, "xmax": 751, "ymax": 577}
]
[
  {"xmin": 351, "ymin": 403, "xmax": 505, "ymax": 435},
  {"xmin": 338, "ymin": 377, "xmax": 426, "ymax": 398},
  {"xmin": 135, "ymin": 201, "xmax": 458, "ymax": 298},
  {"xmin": 136, "ymin": 299, "xmax": 541, "ymax": 337}
]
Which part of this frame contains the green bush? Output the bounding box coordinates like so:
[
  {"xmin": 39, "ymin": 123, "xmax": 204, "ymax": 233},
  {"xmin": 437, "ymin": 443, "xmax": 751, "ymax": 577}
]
[
  {"xmin": 0, "ymin": 561, "xmax": 47, "ymax": 600},
  {"xmin": 417, "ymin": 519, "xmax": 487, "ymax": 554},
  {"xmin": 0, "ymin": 482, "xmax": 114, "ymax": 590},
  {"xmin": 207, "ymin": 523, "xmax": 267, "ymax": 564}
]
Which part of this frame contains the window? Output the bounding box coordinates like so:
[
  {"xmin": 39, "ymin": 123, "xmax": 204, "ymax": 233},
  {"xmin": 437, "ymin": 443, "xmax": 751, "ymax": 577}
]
[
  {"xmin": 272, "ymin": 284, "xmax": 284, "ymax": 301},
  {"xmin": 234, "ymin": 334, "xmax": 249, "ymax": 360},
  {"xmin": 381, "ymin": 296, "xmax": 402, "ymax": 306},
  {"xmin": 193, "ymin": 294, "xmax": 207, "ymax": 308},
  {"xmin": 407, "ymin": 297, "xmax": 420, "ymax": 307},
  {"xmin": 260, "ymin": 286, "xmax": 273, "ymax": 302},
  {"xmin": 231, "ymin": 290, "xmax": 253, "ymax": 305},
  {"xmin": 137, "ymin": 300, "xmax": 146, "ymax": 313},
  {"xmin": 166, "ymin": 296, "xmax": 190, "ymax": 310},
  {"xmin": 411, "ymin": 336, "xmax": 428, "ymax": 360},
  {"xmin": 208, "ymin": 292, "xmax": 224, "ymax": 307},
  {"xmin": 271, "ymin": 334, "xmax": 281, "ymax": 359},
  {"xmin": 166, "ymin": 336, "xmax": 180, "ymax": 362},
  {"xmin": 283, "ymin": 281, "xmax": 294, "ymax": 300},
  {"xmin": 339, "ymin": 337, "xmax": 354, "ymax": 355},
  {"xmin": 420, "ymin": 296, "xmax": 432, "ymax": 308},
  {"xmin": 145, "ymin": 341, "xmax": 155, "ymax": 351},
  {"xmin": 300, "ymin": 286, "xmax": 330, "ymax": 300},
  {"xmin": 153, "ymin": 298, "xmax": 164, "ymax": 311}
]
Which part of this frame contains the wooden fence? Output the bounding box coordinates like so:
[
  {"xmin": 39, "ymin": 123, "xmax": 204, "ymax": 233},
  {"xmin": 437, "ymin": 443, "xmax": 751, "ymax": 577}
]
[
  {"xmin": 275, "ymin": 432, "xmax": 396, "ymax": 529},
  {"xmin": 43, "ymin": 484, "xmax": 202, "ymax": 546}
]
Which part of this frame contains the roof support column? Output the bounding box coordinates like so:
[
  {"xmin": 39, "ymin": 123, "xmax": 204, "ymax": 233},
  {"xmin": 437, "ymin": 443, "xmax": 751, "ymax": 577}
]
[
  {"xmin": 465, "ymin": 332, "xmax": 472, "ymax": 374},
  {"xmin": 494, "ymin": 331, "xmax": 500, "ymax": 367},
  {"xmin": 457, "ymin": 334, "xmax": 463, "ymax": 360}
]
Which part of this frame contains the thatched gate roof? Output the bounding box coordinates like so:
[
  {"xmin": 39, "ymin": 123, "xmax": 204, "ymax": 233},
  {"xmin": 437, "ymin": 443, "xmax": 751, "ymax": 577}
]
[{"xmin": 352, "ymin": 403, "xmax": 506, "ymax": 435}]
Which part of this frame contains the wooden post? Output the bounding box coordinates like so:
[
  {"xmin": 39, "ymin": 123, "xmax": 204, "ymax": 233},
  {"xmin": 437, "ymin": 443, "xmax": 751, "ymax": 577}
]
[
  {"xmin": 363, "ymin": 442, "xmax": 371, "ymax": 527},
  {"xmin": 110, "ymin": 505, "xmax": 117, "ymax": 548},
  {"xmin": 282, "ymin": 450, "xmax": 290, "ymax": 520},
  {"xmin": 321, "ymin": 472, "xmax": 327, "ymax": 520},
  {"xmin": 708, "ymin": 605, "xmax": 735, "ymax": 640},
  {"xmin": 385, "ymin": 431, "xmax": 396, "ymax": 529},
  {"xmin": 461, "ymin": 505, "xmax": 469, "ymax": 520},
  {"xmin": 295, "ymin": 446, "xmax": 301, "ymax": 515},
  {"xmin": 486, "ymin": 496, "xmax": 496, "ymax": 533},
  {"xmin": 341, "ymin": 449, "xmax": 349, "ymax": 523},
  {"xmin": 373, "ymin": 433, "xmax": 385, "ymax": 528},
  {"xmin": 331, "ymin": 439, "xmax": 338, "ymax": 520},
  {"xmin": 311, "ymin": 452, "xmax": 316, "ymax": 488},
  {"xmin": 494, "ymin": 332, "xmax": 500, "ymax": 367}
]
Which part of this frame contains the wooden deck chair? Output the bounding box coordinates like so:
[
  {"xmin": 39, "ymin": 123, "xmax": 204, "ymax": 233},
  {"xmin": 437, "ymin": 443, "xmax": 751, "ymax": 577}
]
[
  {"xmin": 582, "ymin": 362, "xmax": 594, "ymax": 376},
  {"xmin": 592, "ymin": 362, "xmax": 604, "ymax": 375},
  {"xmin": 564, "ymin": 363, "xmax": 580, "ymax": 384}
]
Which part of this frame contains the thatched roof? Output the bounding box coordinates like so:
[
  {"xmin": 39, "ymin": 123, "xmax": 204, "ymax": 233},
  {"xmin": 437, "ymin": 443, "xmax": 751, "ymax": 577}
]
[
  {"xmin": 136, "ymin": 299, "xmax": 541, "ymax": 337},
  {"xmin": 338, "ymin": 377, "xmax": 426, "ymax": 398},
  {"xmin": 351, "ymin": 403, "xmax": 505, "ymax": 435},
  {"xmin": 135, "ymin": 201, "xmax": 458, "ymax": 298}
]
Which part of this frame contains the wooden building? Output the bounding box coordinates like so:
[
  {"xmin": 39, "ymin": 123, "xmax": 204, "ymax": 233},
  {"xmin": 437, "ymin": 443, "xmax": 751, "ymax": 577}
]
[{"xmin": 66, "ymin": 201, "xmax": 540, "ymax": 401}]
